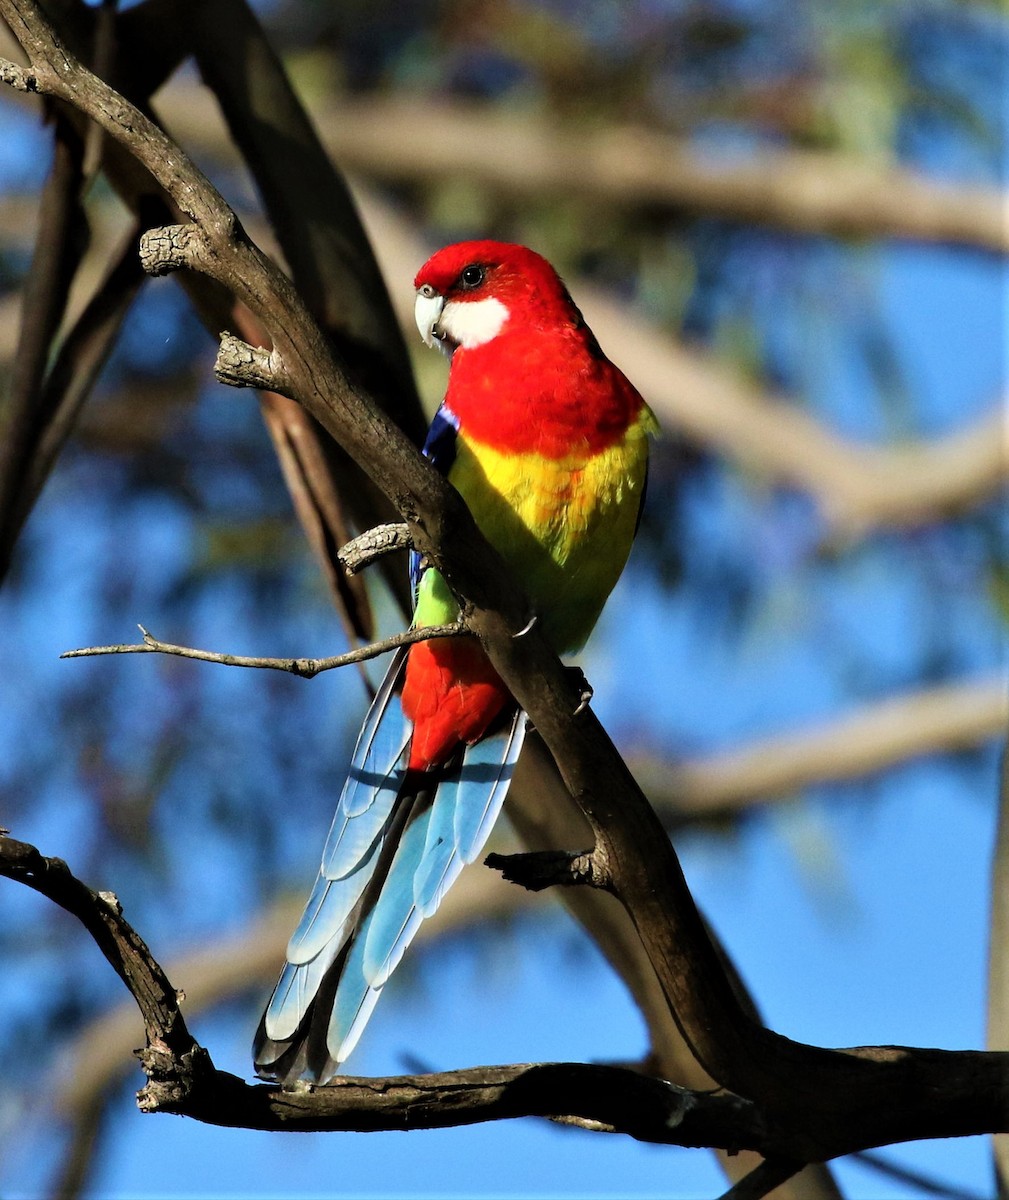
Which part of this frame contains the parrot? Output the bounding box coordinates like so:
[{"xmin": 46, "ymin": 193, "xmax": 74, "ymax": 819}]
[{"xmin": 253, "ymin": 240, "xmax": 656, "ymax": 1085}]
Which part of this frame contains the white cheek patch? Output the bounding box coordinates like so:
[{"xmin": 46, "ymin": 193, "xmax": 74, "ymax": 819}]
[{"xmin": 438, "ymin": 297, "xmax": 510, "ymax": 349}]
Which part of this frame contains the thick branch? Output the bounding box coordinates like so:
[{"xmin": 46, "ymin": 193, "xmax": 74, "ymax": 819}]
[
  {"xmin": 143, "ymin": 1058, "xmax": 765, "ymax": 1145},
  {"xmin": 0, "ymin": 834, "xmax": 769, "ymax": 1150}
]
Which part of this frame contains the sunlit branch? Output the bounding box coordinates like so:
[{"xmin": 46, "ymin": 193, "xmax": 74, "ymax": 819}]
[{"xmin": 61, "ymin": 620, "xmax": 467, "ymax": 678}]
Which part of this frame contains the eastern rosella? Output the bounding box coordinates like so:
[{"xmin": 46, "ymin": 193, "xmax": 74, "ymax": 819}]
[{"xmin": 254, "ymin": 241, "xmax": 656, "ymax": 1084}]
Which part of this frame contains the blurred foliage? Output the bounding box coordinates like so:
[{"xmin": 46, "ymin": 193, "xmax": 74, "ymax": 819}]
[{"xmin": 0, "ymin": 0, "xmax": 1005, "ymax": 1154}]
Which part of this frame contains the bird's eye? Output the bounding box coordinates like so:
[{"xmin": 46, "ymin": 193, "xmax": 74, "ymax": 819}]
[{"xmin": 459, "ymin": 264, "xmax": 485, "ymax": 289}]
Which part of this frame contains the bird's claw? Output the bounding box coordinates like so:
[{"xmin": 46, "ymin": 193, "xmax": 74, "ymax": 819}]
[{"xmin": 512, "ymin": 614, "xmax": 538, "ymax": 639}]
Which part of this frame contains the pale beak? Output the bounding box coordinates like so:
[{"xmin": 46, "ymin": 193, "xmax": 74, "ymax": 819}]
[{"xmin": 414, "ymin": 289, "xmax": 450, "ymax": 355}]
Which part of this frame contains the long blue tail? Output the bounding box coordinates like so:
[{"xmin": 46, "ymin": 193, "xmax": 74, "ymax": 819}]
[{"xmin": 253, "ymin": 649, "xmax": 526, "ymax": 1084}]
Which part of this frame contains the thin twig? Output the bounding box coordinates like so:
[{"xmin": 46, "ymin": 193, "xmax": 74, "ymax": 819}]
[{"xmin": 61, "ymin": 620, "xmax": 468, "ymax": 678}]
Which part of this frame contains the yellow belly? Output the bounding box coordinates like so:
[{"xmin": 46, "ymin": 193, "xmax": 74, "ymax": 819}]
[{"xmin": 416, "ymin": 408, "xmax": 654, "ymax": 653}]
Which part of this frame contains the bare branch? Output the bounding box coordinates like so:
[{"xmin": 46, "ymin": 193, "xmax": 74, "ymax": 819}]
[
  {"xmin": 61, "ymin": 620, "xmax": 468, "ymax": 678},
  {"xmin": 0, "ymin": 835, "xmax": 198, "ymax": 1063},
  {"xmin": 214, "ymin": 330, "xmax": 289, "ymax": 393},
  {"xmin": 0, "ymin": 833, "xmax": 770, "ymax": 1149},
  {"xmin": 485, "ymin": 848, "xmax": 612, "ymax": 893}
]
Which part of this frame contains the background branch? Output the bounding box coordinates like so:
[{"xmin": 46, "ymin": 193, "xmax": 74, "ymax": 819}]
[{"xmin": 158, "ymin": 85, "xmax": 1009, "ymax": 254}]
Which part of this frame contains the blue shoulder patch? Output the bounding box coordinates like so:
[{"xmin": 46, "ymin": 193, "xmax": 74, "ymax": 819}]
[
  {"xmin": 412, "ymin": 405, "xmax": 460, "ymax": 594},
  {"xmin": 423, "ymin": 404, "xmax": 460, "ymax": 474}
]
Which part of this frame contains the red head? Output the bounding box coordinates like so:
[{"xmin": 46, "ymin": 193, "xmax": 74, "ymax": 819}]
[
  {"xmin": 413, "ymin": 240, "xmax": 575, "ymax": 355},
  {"xmin": 411, "ymin": 240, "xmax": 644, "ymax": 456}
]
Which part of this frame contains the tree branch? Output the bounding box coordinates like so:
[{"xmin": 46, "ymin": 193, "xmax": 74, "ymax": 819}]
[
  {"xmin": 160, "ymin": 86, "xmax": 1009, "ymax": 255},
  {"xmin": 0, "ymin": 835, "xmax": 198, "ymax": 1064},
  {"xmin": 213, "ymin": 329, "xmax": 288, "ymax": 392},
  {"xmin": 61, "ymin": 619, "xmax": 467, "ymax": 678},
  {"xmin": 338, "ymin": 521, "xmax": 414, "ymax": 574},
  {"xmin": 485, "ymin": 848, "xmax": 613, "ymax": 893},
  {"xmin": 0, "ymin": 833, "xmax": 772, "ymax": 1150}
]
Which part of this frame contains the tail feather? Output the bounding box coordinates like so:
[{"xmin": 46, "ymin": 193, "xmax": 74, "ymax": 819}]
[
  {"xmin": 413, "ymin": 716, "xmax": 526, "ymax": 918},
  {"xmin": 253, "ymin": 650, "xmax": 526, "ymax": 1085},
  {"xmin": 361, "ymin": 799, "xmax": 436, "ymax": 987},
  {"xmin": 285, "ymin": 873, "xmax": 370, "ymax": 966},
  {"xmin": 264, "ymin": 936, "xmax": 341, "ymax": 1043},
  {"xmin": 341, "ymin": 650, "xmax": 411, "ymax": 818},
  {"xmin": 455, "ymin": 714, "xmax": 525, "ymax": 862}
]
